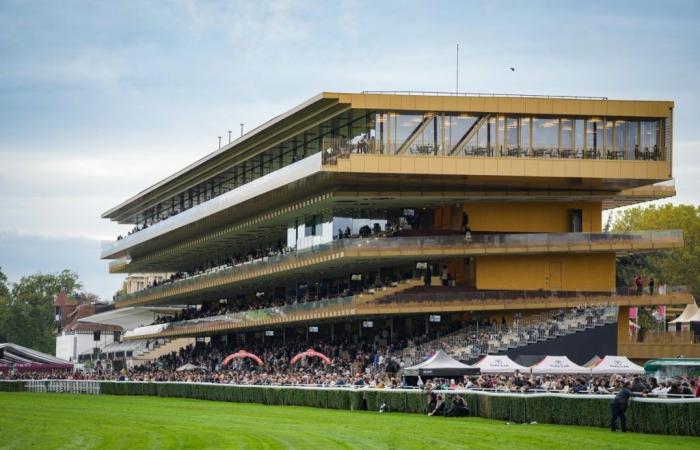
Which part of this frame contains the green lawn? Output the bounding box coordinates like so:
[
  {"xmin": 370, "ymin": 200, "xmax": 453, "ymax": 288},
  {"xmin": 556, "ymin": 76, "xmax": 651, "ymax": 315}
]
[{"xmin": 0, "ymin": 393, "xmax": 698, "ymax": 449}]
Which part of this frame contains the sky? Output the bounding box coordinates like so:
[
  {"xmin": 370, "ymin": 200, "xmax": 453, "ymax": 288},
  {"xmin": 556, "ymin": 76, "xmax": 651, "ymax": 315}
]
[{"xmin": 0, "ymin": 0, "xmax": 699, "ymax": 299}]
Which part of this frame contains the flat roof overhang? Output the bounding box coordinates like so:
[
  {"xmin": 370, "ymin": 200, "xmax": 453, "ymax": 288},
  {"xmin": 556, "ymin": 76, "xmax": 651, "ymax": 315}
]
[
  {"xmin": 111, "ymin": 185, "xmax": 676, "ymax": 274},
  {"xmin": 103, "ymin": 91, "xmax": 674, "ymax": 224},
  {"xmin": 102, "ymin": 155, "xmax": 673, "ymax": 263},
  {"xmin": 78, "ymin": 306, "xmax": 185, "ymax": 331}
]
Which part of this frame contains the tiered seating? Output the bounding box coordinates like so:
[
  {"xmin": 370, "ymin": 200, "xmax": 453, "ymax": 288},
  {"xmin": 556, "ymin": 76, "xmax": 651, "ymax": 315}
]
[{"xmin": 393, "ymin": 304, "xmax": 618, "ymax": 367}]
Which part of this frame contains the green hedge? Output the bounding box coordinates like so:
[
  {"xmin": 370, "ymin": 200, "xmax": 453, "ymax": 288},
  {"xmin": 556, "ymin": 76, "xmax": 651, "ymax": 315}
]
[
  {"xmin": 4, "ymin": 381, "xmax": 698, "ymax": 436},
  {"xmin": 0, "ymin": 381, "xmax": 25, "ymax": 392}
]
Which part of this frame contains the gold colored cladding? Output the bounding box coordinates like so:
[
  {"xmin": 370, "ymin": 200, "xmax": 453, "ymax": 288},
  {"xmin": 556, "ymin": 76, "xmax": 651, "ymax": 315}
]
[
  {"xmin": 115, "ymin": 235, "xmax": 684, "ymax": 308},
  {"xmin": 325, "ymin": 92, "xmax": 673, "ymax": 117},
  {"xmin": 111, "ymin": 192, "xmax": 334, "ymax": 274},
  {"xmin": 123, "ymin": 291, "xmax": 692, "ymax": 340},
  {"xmin": 323, "ymin": 154, "xmax": 670, "ymax": 181}
]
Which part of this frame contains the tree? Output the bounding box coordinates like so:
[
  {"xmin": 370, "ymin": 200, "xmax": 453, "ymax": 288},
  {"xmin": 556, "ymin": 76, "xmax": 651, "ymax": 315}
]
[
  {"xmin": 0, "ymin": 269, "xmax": 82, "ymax": 353},
  {"xmin": 612, "ymin": 203, "xmax": 700, "ymax": 297}
]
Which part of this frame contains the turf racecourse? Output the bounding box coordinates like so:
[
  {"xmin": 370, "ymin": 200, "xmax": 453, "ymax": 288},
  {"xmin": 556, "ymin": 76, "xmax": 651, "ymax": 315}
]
[{"xmin": 1, "ymin": 393, "xmax": 698, "ymax": 450}]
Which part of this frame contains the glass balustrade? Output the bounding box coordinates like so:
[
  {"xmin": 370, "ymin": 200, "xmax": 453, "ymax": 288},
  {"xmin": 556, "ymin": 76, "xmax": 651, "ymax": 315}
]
[{"xmin": 115, "ymin": 230, "xmax": 683, "ymax": 303}]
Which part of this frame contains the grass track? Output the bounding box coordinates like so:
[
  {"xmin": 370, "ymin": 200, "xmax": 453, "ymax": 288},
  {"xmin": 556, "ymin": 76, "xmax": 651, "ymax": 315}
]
[{"xmin": 1, "ymin": 393, "xmax": 699, "ymax": 449}]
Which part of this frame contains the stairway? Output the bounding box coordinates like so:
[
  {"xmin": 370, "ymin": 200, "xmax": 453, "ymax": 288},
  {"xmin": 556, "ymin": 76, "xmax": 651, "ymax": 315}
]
[
  {"xmin": 129, "ymin": 337, "xmax": 195, "ymax": 364},
  {"xmin": 354, "ymin": 279, "xmax": 418, "ymax": 305}
]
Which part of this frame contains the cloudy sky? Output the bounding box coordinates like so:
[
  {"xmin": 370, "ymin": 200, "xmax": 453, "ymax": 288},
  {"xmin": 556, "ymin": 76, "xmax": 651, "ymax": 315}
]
[{"xmin": 1, "ymin": 0, "xmax": 699, "ymax": 299}]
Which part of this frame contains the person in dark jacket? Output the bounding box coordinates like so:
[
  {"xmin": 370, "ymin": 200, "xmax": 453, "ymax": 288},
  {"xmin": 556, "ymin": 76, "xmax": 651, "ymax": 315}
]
[
  {"xmin": 446, "ymin": 395, "xmax": 470, "ymax": 417},
  {"xmin": 611, "ymin": 381, "xmax": 633, "ymax": 432},
  {"xmin": 428, "ymin": 394, "xmax": 445, "ymax": 416}
]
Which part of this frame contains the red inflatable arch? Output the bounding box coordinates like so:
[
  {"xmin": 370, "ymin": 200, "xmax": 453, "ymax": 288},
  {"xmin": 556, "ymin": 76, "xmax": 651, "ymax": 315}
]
[
  {"xmin": 290, "ymin": 348, "xmax": 332, "ymax": 365},
  {"xmin": 221, "ymin": 350, "xmax": 264, "ymax": 366}
]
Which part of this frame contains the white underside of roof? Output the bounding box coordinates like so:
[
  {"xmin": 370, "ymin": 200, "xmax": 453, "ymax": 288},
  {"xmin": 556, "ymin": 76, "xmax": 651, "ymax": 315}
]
[
  {"xmin": 101, "ymin": 152, "xmax": 323, "ymax": 259},
  {"xmin": 78, "ymin": 306, "xmax": 184, "ymax": 331}
]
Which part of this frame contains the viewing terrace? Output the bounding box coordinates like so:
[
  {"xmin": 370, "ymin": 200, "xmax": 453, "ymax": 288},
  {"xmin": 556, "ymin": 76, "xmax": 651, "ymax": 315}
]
[
  {"xmin": 112, "ymin": 230, "xmax": 683, "ymax": 308},
  {"xmin": 122, "ymin": 286, "xmax": 693, "ymax": 340}
]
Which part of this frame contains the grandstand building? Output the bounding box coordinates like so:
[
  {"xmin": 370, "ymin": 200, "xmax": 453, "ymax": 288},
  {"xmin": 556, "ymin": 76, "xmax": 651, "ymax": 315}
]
[{"xmin": 96, "ymin": 91, "xmax": 695, "ymax": 364}]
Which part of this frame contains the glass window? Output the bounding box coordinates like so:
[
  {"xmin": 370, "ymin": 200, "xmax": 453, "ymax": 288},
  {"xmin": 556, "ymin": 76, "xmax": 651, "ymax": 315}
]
[
  {"xmin": 614, "ymin": 120, "xmax": 626, "ymax": 154},
  {"xmin": 416, "ymin": 115, "xmax": 442, "ymax": 154},
  {"xmin": 604, "ymin": 120, "xmax": 614, "ymax": 151},
  {"xmin": 641, "ymin": 120, "xmax": 659, "ymax": 151},
  {"xmin": 488, "ymin": 117, "xmax": 497, "ymax": 151},
  {"xmin": 628, "ymin": 121, "xmax": 639, "ymax": 158},
  {"xmin": 506, "ymin": 117, "xmax": 518, "ymax": 150},
  {"xmin": 445, "ymin": 115, "xmax": 477, "ymax": 150},
  {"xmin": 574, "ymin": 119, "xmax": 584, "ymax": 151},
  {"xmin": 395, "ymin": 114, "xmax": 423, "ymax": 152},
  {"xmin": 521, "ymin": 117, "xmax": 531, "ymax": 149},
  {"xmin": 533, "ymin": 117, "xmax": 558, "ymax": 150},
  {"xmin": 587, "ymin": 119, "xmax": 603, "ymax": 151},
  {"xmin": 561, "ymin": 119, "xmax": 573, "ymax": 150}
]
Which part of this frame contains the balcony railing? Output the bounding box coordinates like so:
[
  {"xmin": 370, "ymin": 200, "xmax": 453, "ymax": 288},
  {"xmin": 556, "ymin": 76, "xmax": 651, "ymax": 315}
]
[
  {"xmin": 114, "ymin": 230, "xmax": 683, "ymax": 305},
  {"xmin": 361, "ymin": 91, "xmax": 609, "ymax": 100},
  {"xmin": 321, "ymin": 137, "xmax": 664, "ymax": 165},
  {"xmin": 122, "ymin": 286, "xmax": 692, "ymax": 339}
]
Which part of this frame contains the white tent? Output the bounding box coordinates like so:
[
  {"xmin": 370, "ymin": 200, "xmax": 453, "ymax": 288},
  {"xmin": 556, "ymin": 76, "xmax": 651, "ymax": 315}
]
[
  {"xmin": 531, "ymin": 356, "xmax": 588, "ymax": 374},
  {"xmin": 591, "ymin": 356, "xmax": 644, "ymax": 375},
  {"xmin": 403, "ymin": 350, "xmax": 478, "ymax": 377},
  {"xmin": 176, "ymin": 363, "xmax": 206, "ymax": 371},
  {"xmin": 669, "ymin": 303, "xmax": 699, "ymax": 324},
  {"xmin": 472, "ymin": 355, "xmax": 529, "ymax": 374}
]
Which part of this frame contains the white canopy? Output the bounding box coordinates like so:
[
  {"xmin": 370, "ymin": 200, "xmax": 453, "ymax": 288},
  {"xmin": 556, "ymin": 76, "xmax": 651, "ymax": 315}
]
[
  {"xmin": 531, "ymin": 356, "xmax": 588, "ymax": 374},
  {"xmin": 80, "ymin": 306, "xmax": 185, "ymax": 331},
  {"xmin": 402, "ymin": 350, "xmax": 477, "ymax": 376},
  {"xmin": 176, "ymin": 363, "xmax": 206, "ymax": 371},
  {"xmin": 591, "ymin": 356, "xmax": 644, "ymax": 375},
  {"xmin": 473, "ymin": 355, "xmax": 529, "ymax": 374},
  {"xmin": 669, "ymin": 303, "xmax": 699, "ymax": 324}
]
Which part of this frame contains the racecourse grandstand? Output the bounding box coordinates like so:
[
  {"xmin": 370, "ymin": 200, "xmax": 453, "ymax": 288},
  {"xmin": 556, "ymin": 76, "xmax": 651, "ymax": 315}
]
[{"xmin": 87, "ymin": 91, "xmax": 698, "ymax": 375}]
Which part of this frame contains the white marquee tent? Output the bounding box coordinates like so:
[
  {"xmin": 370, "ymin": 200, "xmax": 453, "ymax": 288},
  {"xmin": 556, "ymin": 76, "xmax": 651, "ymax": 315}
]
[
  {"xmin": 591, "ymin": 356, "xmax": 644, "ymax": 375},
  {"xmin": 531, "ymin": 356, "xmax": 588, "ymax": 374},
  {"xmin": 669, "ymin": 303, "xmax": 699, "ymax": 324},
  {"xmin": 473, "ymin": 355, "xmax": 529, "ymax": 374}
]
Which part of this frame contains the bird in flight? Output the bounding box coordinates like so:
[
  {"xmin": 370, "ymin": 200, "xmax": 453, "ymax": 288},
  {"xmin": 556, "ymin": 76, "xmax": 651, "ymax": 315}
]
[{"xmin": 510, "ymin": 67, "xmax": 515, "ymax": 72}]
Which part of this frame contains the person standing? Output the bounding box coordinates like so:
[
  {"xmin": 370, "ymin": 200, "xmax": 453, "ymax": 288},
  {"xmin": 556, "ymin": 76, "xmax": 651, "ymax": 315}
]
[
  {"xmin": 634, "ymin": 275, "xmax": 644, "ymax": 295},
  {"xmin": 648, "ymin": 277, "xmax": 655, "ymax": 295},
  {"xmin": 461, "ymin": 211, "xmax": 470, "ymax": 233},
  {"xmin": 611, "ymin": 381, "xmax": 632, "ymax": 432}
]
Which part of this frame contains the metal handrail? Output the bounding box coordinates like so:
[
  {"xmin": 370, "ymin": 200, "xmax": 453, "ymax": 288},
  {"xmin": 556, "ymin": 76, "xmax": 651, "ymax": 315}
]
[
  {"xmin": 362, "ymin": 90, "xmax": 608, "ymax": 100},
  {"xmin": 114, "ymin": 230, "xmax": 683, "ymax": 304}
]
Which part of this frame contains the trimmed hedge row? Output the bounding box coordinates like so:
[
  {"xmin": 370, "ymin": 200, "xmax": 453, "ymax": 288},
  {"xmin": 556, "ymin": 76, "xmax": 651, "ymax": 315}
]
[
  {"xmin": 99, "ymin": 383, "xmax": 700, "ymax": 436},
  {"xmin": 0, "ymin": 381, "xmax": 25, "ymax": 392},
  {"xmin": 5, "ymin": 381, "xmax": 699, "ymax": 436}
]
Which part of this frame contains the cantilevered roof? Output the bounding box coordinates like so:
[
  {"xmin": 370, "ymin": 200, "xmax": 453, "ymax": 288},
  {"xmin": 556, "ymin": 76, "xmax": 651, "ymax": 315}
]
[
  {"xmin": 102, "ymin": 91, "xmax": 674, "ymax": 223},
  {"xmin": 79, "ymin": 306, "xmax": 185, "ymax": 331}
]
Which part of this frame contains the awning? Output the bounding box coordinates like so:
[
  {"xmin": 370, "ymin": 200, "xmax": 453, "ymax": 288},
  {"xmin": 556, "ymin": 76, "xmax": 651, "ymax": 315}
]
[
  {"xmin": 531, "ymin": 356, "xmax": 588, "ymax": 374},
  {"xmin": 472, "ymin": 355, "xmax": 529, "ymax": 374},
  {"xmin": 591, "ymin": 356, "xmax": 644, "ymax": 375},
  {"xmin": 403, "ymin": 350, "xmax": 479, "ymax": 377},
  {"xmin": 669, "ymin": 303, "xmax": 699, "ymax": 324},
  {"xmin": 79, "ymin": 306, "xmax": 185, "ymax": 330},
  {"xmin": 0, "ymin": 343, "xmax": 73, "ymax": 371}
]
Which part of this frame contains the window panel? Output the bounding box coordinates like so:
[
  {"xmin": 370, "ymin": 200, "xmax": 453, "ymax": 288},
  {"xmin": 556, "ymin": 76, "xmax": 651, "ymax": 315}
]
[{"xmin": 533, "ymin": 117, "xmax": 558, "ymax": 150}]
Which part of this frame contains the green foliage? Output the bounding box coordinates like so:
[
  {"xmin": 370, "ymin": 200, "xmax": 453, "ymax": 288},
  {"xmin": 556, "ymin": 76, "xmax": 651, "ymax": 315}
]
[
  {"xmin": 613, "ymin": 203, "xmax": 700, "ymax": 297},
  {"xmin": 76, "ymin": 382, "xmax": 700, "ymax": 436},
  {"xmin": 0, "ymin": 269, "xmax": 81, "ymax": 353},
  {"xmin": 0, "ymin": 381, "xmax": 25, "ymax": 392}
]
